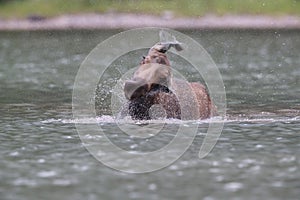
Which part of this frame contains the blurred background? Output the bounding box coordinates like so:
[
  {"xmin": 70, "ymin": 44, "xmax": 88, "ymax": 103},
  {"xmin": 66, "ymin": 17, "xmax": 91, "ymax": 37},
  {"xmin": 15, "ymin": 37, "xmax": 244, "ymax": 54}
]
[{"xmin": 0, "ymin": 0, "xmax": 300, "ymax": 19}]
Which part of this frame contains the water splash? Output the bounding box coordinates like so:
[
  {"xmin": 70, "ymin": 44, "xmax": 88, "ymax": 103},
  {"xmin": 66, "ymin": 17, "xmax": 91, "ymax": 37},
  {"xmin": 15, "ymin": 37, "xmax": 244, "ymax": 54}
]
[{"xmin": 42, "ymin": 114, "xmax": 300, "ymax": 125}]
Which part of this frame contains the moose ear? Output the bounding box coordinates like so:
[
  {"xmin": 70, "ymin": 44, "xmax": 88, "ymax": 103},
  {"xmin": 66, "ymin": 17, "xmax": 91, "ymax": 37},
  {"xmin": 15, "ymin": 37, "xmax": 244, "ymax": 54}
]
[{"xmin": 174, "ymin": 43, "xmax": 183, "ymax": 51}]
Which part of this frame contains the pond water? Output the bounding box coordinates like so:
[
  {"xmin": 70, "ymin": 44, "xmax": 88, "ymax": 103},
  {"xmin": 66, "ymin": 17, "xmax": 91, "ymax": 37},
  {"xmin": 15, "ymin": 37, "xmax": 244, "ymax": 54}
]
[{"xmin": 0, "ymin": 30, "xmax": 299, "ymax": 200}]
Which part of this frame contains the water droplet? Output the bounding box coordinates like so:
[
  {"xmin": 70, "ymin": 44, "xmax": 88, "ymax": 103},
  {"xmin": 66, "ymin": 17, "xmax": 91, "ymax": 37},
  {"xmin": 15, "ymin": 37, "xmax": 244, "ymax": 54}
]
[
  {"xmin": 62, "ymin": 135, "xmax": 73, "ymax": 139},
  {"xmin": 176, "ymin": 171, "xmax": 183, "ymax": 176},
  {"xmin": 224, "ymin": 182, "xmax": 243, "ymax": 192},
  {"xmin": 13, "ymin": 178, "xmax": 37, "ymax": 187},
  {"xmin": 37, "ymin": 170, "xmax": 57, "ymax": 178},
  {"xmin": 169, "ymin": 165, "xmax": 179, "ymax": 170},
  {"xmin": 255, "ymin": 144, "xmax": 264, "ymax": 149},
  {"xmin": 130, "ymin": 144, "xmax": 138, "ymax": 149},
  {"xmin": 279, "ymin": 156, "xmax": 295, "ymax": 163},
  {"xmin": 204, "ymin": 196, "xmax": 217, "ymax": 200},
  {"xmin": 9, "ymin": 151, "xmax": 19, "ymax": 156},
  {"xmin": 223, "ymin": 157, "xmax": 234, "ymax": 163},
  {"xmin": 272, "ymin": 181, "xmax": 283, "ymax": 187},
  {"xmin": 37, "ymin": 158, "xmax": 45, "ymax": 163},
  {"xmin": 53, "ymin": 179, "xmax": 73, "ymax": 186},
  {"xmin": 215, "ymin": 175, "xmax": 224, "ymax": 182},
  {"xmin": 209, "ymin": 168, "xmax": 221, "ymax": 173},
  {"xmin": 148, "ymin": 183, "xmax": 157, "ymax": 191},
  {"xmin": 212, "ymin": 161, "xmax": 220, "ymax": 166}
]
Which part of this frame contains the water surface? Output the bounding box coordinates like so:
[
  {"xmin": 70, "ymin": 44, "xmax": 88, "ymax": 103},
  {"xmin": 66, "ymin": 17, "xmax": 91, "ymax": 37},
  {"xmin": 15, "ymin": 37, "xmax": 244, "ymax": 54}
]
[{"xmin": 0, "ymin": 30, "xmax": 299, "ymax": 200}]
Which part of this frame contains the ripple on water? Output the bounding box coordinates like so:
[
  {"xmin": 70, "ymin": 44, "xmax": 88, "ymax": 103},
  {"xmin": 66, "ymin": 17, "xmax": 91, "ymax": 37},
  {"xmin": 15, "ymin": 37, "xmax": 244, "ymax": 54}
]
[
  {"xmin": 13, "ymin": 178, "xmax": 37, "ymax": 187},
  {"xmin": 224, "ymin": 182, "xmax": 244, "ymax": 192},
  {"xmin": 148, "ymin": 183, "xmax": 157, "ymax": 191},
  {"xmin": 279, "ymin": 155, "xmax": 296, "ymax": 164},
  {"xmin": 52, "ymin": 178, "xmax": 77, "ymax": 186},
  {"xmin": 37, "ymin": 170, "xmax": 57, "ymax": 178},
  {"xmin": 1, "ymin": 30, "xmax": 300, "ymax": 200}
]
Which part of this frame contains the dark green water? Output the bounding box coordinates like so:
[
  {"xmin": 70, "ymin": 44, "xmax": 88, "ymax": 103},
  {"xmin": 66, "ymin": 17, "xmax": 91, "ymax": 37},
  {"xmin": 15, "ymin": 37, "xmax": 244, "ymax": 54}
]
[{"xmin": 0, "ymin": 30, "xmax": 299, "ymax": 200}]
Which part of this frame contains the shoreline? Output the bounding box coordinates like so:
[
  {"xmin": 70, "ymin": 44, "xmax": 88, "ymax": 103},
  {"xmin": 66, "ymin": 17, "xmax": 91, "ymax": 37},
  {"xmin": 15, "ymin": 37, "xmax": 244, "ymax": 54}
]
[{"xmin": 1, "ymin": 13, "xmax": 300, "ymax": 30}]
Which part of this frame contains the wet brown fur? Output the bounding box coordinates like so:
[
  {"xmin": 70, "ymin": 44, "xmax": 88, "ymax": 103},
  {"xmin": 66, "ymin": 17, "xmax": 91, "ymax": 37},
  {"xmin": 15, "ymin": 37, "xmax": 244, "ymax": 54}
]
[{"xmin": 124, "ymin": 45, "xmax": 216, "ymax": 120}]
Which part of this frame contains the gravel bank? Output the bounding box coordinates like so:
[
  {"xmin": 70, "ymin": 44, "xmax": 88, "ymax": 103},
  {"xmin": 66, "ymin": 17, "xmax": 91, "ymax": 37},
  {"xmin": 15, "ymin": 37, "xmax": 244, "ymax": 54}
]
[{"xmin": 1, "ymin": 13, "xmax": 300, "ymax": 30}]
